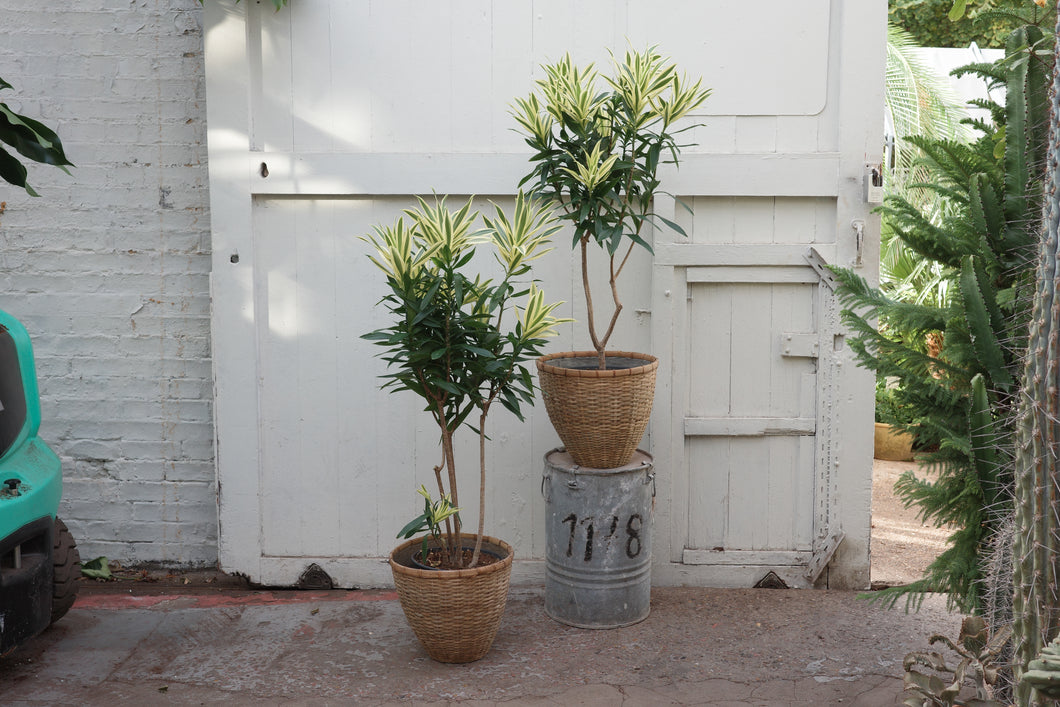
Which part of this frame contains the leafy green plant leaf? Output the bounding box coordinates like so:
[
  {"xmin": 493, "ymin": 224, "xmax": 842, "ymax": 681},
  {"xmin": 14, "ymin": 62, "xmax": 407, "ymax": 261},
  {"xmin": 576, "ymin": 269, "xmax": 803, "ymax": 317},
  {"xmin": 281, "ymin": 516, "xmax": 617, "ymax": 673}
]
[
  {"xmin": 960, "ymin": 257, "xmax": 1013, "ymax": 390},
  {"xmin": 81, "ymin": 556, "xmax": 112, "ymax": 580},
  {"xmin": 0, "ymin": 76, "xmax": 73, "ymax": 194}
]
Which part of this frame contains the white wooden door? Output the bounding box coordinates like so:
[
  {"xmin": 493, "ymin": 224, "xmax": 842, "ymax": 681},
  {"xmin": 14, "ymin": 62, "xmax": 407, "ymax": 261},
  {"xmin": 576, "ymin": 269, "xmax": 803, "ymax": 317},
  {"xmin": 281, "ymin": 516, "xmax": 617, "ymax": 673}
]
[
  {"xmin": 204, "ymin": 0, "xmax": 884, "ymax": 588},
  {"xmin": 648, "ymin": 6, "xmax": 885, "ymax": 589},
  {"xmin": 653, "ymin": 202, "xmax": 854, "ymax": 589}
]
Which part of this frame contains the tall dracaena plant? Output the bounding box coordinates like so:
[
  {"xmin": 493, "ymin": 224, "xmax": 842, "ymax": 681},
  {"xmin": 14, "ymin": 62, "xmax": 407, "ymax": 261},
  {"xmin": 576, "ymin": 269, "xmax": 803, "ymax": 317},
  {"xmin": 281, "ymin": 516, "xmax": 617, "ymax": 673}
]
[
  {"xmin": 363, "ymin": 193, "xmax": 568, "ymax": 568},
  {"xmin": 512, "ymin": 47, "xmax": 710, "ymax": 369}
]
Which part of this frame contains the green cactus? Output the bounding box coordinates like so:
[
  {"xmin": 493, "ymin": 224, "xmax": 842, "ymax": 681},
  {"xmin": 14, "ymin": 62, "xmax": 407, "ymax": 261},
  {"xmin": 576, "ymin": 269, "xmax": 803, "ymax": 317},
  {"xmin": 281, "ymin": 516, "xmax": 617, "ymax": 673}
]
[
  {"xmin": 832, "ymin": 20, "xmax": 1051, "ymax": 614},
  {"xmin": 999, "ymin": 25, "xmax": 1050, "ymax": 219},
  {"xmin": 1012, "ymin": 7, "xmax": 1060, "ymax": 704},
  {"xmin": 1022, "ymin": 636, "xmax": 1060, "ymax": 700}
]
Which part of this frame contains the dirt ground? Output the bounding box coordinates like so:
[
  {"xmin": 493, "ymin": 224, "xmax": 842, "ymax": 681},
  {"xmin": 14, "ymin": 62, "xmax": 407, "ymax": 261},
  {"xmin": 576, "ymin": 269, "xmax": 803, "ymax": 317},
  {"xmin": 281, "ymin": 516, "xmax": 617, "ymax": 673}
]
[{"xmin": 870, "ymin": 458, "xmax": 949, "ymax": 588}]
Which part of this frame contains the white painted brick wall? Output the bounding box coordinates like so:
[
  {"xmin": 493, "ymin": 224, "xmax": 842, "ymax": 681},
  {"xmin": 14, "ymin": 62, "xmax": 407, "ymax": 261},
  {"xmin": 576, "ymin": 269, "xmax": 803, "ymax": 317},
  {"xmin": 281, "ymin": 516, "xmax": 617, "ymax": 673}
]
[{"xmin": 0, "ymin": 0, "xmax": 215, "ymax": 566}]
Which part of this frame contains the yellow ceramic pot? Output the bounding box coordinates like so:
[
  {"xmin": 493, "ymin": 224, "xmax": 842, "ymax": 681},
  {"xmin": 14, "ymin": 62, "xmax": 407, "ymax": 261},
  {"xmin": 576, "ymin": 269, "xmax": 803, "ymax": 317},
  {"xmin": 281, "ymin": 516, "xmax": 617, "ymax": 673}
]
[{"xmin": 874, "ymin": 422, "xmax": 915, "ymax": 462}]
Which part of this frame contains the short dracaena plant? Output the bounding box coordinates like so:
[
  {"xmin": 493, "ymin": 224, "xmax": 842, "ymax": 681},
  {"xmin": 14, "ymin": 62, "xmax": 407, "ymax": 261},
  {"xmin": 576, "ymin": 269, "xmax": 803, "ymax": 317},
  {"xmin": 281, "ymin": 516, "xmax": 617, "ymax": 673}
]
[
  {"xmin": 363, "ymin": 192, "xmax": 568, "ymax": 569},
  {"xmin": 512, "ymin": 46, "xmax": 710, "ymax": 369},
  {"xmin": 397, "ymin": 485, "xmax": 461, "ymax": 567}
]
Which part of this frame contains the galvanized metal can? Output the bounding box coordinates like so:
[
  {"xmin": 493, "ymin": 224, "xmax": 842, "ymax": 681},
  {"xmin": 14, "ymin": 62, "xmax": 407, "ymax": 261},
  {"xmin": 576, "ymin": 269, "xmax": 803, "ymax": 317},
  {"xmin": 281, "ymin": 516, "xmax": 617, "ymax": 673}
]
[{"xmin": 542, "ymin": 448, "xmax": 655, "ymax": 628}]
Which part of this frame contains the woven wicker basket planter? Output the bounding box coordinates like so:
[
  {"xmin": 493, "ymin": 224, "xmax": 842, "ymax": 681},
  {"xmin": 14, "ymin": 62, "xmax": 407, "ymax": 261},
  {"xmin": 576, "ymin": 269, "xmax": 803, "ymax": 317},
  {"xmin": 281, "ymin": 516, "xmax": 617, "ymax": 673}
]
[
  {"xmin": 389, "ymin": 534, "xmax": 513, "ymax": 663},
  {"xmin": 537, "ymin": 351, "xmax": 658, "ymax": 469}
]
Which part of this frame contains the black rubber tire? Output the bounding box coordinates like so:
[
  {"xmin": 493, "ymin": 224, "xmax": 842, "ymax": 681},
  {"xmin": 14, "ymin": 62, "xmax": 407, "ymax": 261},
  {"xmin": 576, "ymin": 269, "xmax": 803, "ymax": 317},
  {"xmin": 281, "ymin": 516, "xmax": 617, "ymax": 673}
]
[{"xmin": 50, "ymin": 517, "xmax": 81, "ymax": 624}]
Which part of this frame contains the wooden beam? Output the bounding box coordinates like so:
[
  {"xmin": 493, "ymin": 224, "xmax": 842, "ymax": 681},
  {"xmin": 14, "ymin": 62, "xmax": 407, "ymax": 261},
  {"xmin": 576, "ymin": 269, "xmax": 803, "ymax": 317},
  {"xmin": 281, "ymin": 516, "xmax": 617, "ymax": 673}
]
[
  {"xmin": 686, "ymin": 266, "xmax": 821, "ymax": 284},
  {"xmin": 684, "ymin": 417, "xmax": 817, "ymax": 437},
  {"xmin": 247, "ymin": 152, "xmax": 842, "ymax": 197},
  {"xmin": 805, "ymin": 530, "xmax": 846, "ymax": 584},
  {"xmin": 655, "ymin": 244, "xmax": 836, "ymax": 268},
  {"xmin": 682, "ymin": 548, "xmax": 811, "ymax": 566}
]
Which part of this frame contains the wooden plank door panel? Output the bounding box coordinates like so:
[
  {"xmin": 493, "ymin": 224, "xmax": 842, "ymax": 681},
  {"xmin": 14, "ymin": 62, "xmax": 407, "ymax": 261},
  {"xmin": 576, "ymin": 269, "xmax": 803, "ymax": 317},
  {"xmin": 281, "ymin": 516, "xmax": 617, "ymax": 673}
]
[{"xmin": 684, "ymin": 279, "xmax": 817, "ymax": 556}]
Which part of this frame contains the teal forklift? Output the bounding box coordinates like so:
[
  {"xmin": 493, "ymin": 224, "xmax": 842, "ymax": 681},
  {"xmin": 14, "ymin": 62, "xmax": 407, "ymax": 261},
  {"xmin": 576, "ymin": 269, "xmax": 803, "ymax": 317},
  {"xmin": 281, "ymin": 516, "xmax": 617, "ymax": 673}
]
[{"xmin": 0, "ymin": 309, "xmax": 80, "ymax": 655}]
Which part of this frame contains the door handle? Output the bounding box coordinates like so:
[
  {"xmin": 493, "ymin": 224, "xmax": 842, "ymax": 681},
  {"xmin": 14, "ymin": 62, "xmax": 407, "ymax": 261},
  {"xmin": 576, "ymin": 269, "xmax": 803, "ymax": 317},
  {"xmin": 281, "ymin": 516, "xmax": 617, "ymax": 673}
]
[{"xmin": 851, "ymin": 219, "xmax": 865, "ymax": 267}]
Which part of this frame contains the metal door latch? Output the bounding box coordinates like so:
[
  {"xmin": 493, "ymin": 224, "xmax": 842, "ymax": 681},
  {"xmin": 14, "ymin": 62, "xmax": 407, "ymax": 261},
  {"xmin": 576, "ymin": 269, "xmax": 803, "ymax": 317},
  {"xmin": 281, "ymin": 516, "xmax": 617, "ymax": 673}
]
[
  {"xmin": 851, "ymin": 219, "xmax": 865, "ymax": 267},
  {"xmin": 865, "ymin": 163, "xmax": 884, "ymax": 204}
]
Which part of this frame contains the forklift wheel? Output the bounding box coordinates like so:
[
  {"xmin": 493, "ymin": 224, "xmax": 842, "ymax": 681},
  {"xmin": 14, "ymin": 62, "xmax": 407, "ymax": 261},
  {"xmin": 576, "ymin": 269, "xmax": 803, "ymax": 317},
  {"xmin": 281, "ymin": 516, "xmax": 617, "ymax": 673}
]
[{"xmin": 50, "ymin": 518, "xmax": 80, "ymax": 624}]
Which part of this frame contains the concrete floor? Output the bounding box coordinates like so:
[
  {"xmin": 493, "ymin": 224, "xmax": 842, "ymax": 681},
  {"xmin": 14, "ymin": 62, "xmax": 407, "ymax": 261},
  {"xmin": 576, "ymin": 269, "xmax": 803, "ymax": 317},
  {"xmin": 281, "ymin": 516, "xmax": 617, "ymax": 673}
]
[
  {"xmin": 1, "ymin": 585, "xmax": 959, "ymax": 705},
  {"xmin": 0, "ymin": 459, "xmax": 959, "ymax": 705}
]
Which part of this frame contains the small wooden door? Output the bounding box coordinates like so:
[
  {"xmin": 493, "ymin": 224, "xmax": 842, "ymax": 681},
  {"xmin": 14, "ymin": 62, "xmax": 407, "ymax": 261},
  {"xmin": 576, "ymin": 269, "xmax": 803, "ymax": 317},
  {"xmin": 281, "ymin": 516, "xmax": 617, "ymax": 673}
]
[{"xmin": 653, "ymin": 204, "xmax": 856, "ymax": 589}]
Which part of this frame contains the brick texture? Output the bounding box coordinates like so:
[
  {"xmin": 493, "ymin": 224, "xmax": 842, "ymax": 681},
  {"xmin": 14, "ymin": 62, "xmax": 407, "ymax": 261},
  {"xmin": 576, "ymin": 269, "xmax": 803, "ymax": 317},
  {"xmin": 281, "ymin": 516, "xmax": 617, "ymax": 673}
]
[{"xmin": 0, "ymin": 0, "xmax": 215, "ymax": 566}]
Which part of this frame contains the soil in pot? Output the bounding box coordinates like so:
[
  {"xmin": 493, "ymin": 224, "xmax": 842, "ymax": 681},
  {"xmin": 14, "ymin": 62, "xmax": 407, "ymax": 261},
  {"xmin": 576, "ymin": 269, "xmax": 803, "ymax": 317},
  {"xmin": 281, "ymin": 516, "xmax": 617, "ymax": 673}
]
[
  {"xmin": 411, "ymin": 545, "xmax": 502, "ymax": 571},
  {"xmin": 548, "ymin": 354, "xmax": 652, "ymax": 372}
]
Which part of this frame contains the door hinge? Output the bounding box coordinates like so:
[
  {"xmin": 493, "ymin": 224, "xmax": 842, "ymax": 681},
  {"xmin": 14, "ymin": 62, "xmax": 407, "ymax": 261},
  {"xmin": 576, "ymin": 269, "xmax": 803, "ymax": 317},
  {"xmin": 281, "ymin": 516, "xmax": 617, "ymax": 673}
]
[
  {"xmin": 804, "ymin": 248, "xmax": 838, "ymax": 291},
  {"xmin": 805, "ymin": 529, "xmax": 845, "ymax": 584},
  {"xmin": 780, "ymin": 333, "xmax": 819, "ymax": 359}
]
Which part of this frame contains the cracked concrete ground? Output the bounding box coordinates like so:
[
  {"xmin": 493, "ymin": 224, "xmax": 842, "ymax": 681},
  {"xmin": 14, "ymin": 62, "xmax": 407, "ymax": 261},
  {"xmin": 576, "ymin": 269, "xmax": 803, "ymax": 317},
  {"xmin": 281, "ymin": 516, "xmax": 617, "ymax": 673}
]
[
  {"xmin": 1, "ymin": 460, "xmax": 955, "ymax": 705},
  {"xmin": 1, "ymin": 586, "xmax": 957, "ymax": 705}
]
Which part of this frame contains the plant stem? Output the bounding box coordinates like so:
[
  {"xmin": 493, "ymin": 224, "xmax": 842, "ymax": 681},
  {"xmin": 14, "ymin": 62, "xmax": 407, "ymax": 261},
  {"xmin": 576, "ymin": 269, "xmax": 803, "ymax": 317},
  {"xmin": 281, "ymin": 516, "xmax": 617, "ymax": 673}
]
[
  {"xmin": 596, "ymin": 241, "xmax": 636, "ymax": 358},
  {"xmin": 435, "ymin": 398, "xmax": 461, "ymax": 568},
  {"xmin": 1012, "ymin": 14, "xmax": 1060, "ymax": 701},
  {"xmin": 593, "ymin": 135, "xmax": 647, "ymax": 365},
  {"xmin": 613, "ymin": 237, "xmax": 637, "ymax": 283},
  {"xmin": 586, "ymin": 144, "xmax": 648, "ymax": 369},
  {"xmin": 442, "ymin": 283, "xmax": 463, "ymax": 567},
  {"xmin": 420, "ymin": 362, "xmax": 456, "ymax": 563},
  {"xmin": 470, "ymin": 404, "xmax": 489, "ymax": 567},
  {"xmin": 431, "ymin": 459, "xmax": 454, "ymax": 551},
  {"xmin": 581, "ymin": 234, "xmax": 604, "ymax": 365}
]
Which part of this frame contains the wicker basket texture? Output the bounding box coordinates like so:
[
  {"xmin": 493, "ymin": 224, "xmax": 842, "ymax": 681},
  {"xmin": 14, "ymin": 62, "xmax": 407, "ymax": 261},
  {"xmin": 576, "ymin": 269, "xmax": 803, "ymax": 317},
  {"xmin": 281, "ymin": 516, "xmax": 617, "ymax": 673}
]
[
  {"xmin": 389, "ymin": 534, "xmax": 513, "ymax": 663},
  {"xmin": 537, "ymin": 351, "xmax": 658, "ymax": 469}
]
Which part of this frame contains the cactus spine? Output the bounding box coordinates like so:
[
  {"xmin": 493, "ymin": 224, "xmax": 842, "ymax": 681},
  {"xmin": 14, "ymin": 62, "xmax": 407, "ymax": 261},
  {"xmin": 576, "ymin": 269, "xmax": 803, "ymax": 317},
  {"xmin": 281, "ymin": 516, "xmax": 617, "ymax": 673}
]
[{"xmin": 1013, "ymin": 8, "xmax": 1060, "ymax": 703}]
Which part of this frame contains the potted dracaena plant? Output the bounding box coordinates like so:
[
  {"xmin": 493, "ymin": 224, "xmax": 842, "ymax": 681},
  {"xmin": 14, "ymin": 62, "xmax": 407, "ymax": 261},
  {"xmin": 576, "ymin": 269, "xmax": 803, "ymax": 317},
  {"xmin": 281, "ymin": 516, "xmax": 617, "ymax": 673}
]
[
  {"xmin": 363, "ymin": 192, "xmax": 567, "ymax": 663},
  {"xmin": 511, "ymin": 46, "xmax": 711, "ymax": 469}
]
